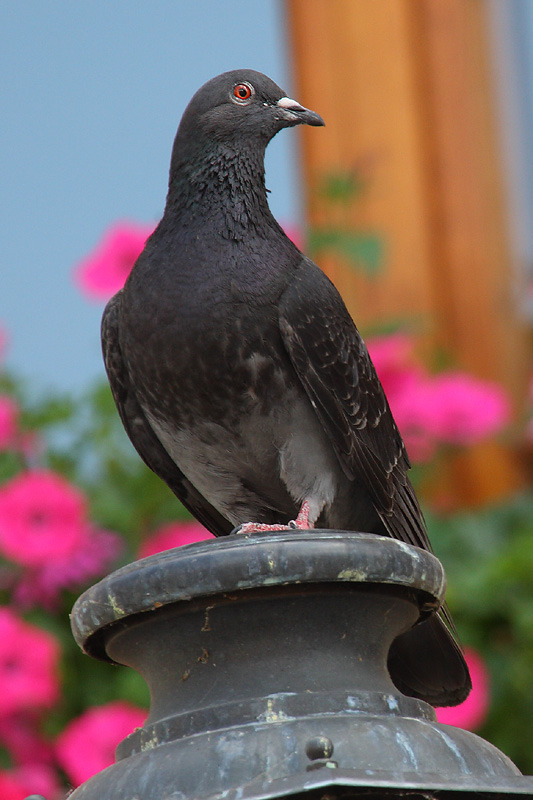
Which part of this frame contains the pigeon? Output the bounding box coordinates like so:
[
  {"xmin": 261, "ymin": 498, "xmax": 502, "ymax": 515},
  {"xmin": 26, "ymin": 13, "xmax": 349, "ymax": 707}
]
[{"xmin": 102, "ymin": 69, "xmax": 471, "ymax": 706}]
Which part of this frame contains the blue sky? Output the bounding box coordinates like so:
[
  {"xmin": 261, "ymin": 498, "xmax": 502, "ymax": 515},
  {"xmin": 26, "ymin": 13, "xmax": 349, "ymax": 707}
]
[{"xmin": 1, "ymin": 2, "xmax": 301, "ymax": 395}]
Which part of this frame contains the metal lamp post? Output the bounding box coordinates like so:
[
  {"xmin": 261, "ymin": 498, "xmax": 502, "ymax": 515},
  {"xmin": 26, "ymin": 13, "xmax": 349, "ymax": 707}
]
[{"xmin": 62, "ymin": 530, "xmax": 533, "ymax": 799}]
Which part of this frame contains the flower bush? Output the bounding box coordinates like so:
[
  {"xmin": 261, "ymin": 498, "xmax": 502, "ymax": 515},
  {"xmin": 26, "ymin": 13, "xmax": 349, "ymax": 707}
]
[
  {"xmin": 367, "ymin": 333, "xmax": 511, "ymax": 462},
  {"xmin": 56, "ymin": 701, "xmax": 147, "ymax": 785},
  {"xmin": 0, "ymin": 609, "xmax": 60, "ymax": 716},
  {"xmin": 0, "ymin": 765, "xmax": 60, "ymax": 800},
  {"xmin": 0, "ymin": 218, "xmax": 530, "ymax": 797},
  {"xmin": 0, "ymin": 470, "xmax": 121, "ymax": 610},
  {"xmin": 0, "ymin": 610, "xmax": 63, "ymax": 798}
]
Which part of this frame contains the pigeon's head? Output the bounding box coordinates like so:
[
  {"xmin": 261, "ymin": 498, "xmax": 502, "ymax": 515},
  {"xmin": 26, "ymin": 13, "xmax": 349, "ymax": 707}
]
[{"xmin": 175, "ymin": 69, "xmax": 324, "ymax": 153}]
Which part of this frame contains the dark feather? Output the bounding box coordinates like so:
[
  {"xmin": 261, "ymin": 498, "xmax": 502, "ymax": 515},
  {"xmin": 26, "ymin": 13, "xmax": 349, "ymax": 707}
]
[
  {"xmin": 102, "ymin": 293, "xmax": 232, "ymax": 538},
  {"xmin": 279, "ymin": 260, "xmax": 426, "ymax": 546}
]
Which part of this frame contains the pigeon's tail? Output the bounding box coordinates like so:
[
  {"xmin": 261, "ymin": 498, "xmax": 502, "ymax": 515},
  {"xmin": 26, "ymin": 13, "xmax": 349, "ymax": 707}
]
[{"xmin": 387, "ymin": 612, "xmax": 472, "ymax": 707}]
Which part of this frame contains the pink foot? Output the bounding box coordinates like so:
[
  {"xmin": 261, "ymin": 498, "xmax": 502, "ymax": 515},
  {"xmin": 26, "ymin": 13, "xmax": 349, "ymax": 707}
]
[
  {"xmin": 234, "ymin": 501, "xmax": 314, "ymax": 534},
  {"xmin": 292, "ymin": 501, "xmax": 312, "ymax": 528}
]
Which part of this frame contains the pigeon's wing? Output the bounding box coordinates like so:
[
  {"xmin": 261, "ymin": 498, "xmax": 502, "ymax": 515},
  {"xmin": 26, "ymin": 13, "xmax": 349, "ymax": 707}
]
[
  {"xmin": 102, "ymin": 293, "xmax": 233, "ymax": 538},
  {"xmin": 279, "ymin": 261, "xmax": 428, "ymax": 550},
  {"xmin": 279, "ymin": 261, "xmax": 471, "ymax": 706}
]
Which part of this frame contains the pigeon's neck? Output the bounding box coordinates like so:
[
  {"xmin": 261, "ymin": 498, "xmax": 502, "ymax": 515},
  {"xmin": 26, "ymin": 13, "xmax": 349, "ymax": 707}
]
[{"xmin": 165, "ymin": 140, "xmax": 275, "ymax": 240}]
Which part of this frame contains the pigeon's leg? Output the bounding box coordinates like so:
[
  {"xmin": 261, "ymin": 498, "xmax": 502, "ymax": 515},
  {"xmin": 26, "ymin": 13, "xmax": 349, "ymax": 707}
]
[
  {"xmin": 289, "ymin": 500, "xmax": 312, "ymax": 529},
  {"xmin": 233, "ymin": 501, "xmax": 314, "ymax": 534}
]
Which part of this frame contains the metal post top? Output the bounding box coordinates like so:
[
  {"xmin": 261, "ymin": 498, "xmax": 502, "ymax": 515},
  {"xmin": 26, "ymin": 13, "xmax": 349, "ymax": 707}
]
[
  {"xmin": 70, "ymin": 530, "xmax": 446, "ymax": 657},
  {"xmin": 67, "ymin": 530, "xmax": 533, "ymax": 798}
]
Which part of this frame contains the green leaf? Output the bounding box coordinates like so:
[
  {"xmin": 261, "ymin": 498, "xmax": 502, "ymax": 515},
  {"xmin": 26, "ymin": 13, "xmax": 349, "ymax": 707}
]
[
  {"xmin": 22, "ymin": 395, "xmax": 76, "ymax": 429},
  {"xmin": 308, "ymin": 228, "xmax": 384, "ymax": 274},
  {"xmin": 318, "ymin": 171, "xmax": 365, "ymax": 204}
]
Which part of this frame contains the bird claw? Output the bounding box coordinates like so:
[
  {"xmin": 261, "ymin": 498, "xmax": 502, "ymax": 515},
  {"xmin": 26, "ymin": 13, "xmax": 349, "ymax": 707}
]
[
  {"xmin": 231, "ymin": 502, "xmax": 313, "ymax": 535},
  {"xmin": 232, "ymin": 521, "xmax": 293, "ymax": 535}
]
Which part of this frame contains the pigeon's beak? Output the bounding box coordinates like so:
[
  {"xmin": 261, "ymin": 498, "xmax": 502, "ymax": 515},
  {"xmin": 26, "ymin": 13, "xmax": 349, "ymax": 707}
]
[{"xmin": 276, "ymin": 96, "xmax": 325, "ymax": 127}]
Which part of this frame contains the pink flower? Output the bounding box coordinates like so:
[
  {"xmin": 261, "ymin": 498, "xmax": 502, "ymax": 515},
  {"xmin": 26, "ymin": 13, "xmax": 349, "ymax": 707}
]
[
  {"xmin": 0, "ymin": 714, "xmax": 55, "ymax": 767},
  {"xmin": 0, "ymin": 764, "xmax": 60, "ymax": 800},
  {"xmin": 138, "ymin": 520, "xmax": 214, "ymax": 559},
  {"xmin": 0, "ymin": 470, "xmax": 122, "ymax": 607},
  {"xmin": 0, "ymin": 396, "xmax": 19, "ymax": 451},
  {"xmin": 421, "ymin": 373, "xmax": 511, "ymax": 445},
  {"xmin": 0, "ymin": 770, "xmax": 29, "ymax": 800},
  {"xmin": 367, "ymin": 334, "xmax": 511, "ymax": 461},
  {"xmin": 366, "ymin": 332, "xmax": 414, "ymax": 377},
  {"xmin": 367, "ymin": 335, "xmax": 437, "ymax": 461},
  {"xmin": 0, "ymin": 470, "xmax": 87, "ymax": 566},
  {"xmin": 436, "ymin": 648, "xmax": 490, "ymax": 730},
  {"xmin": 526, "ymin": 376, "xmax": 533, "ymax": 444},
  {"xmin": 0, "ymin": 609, "xmax": 60, "ymax": 717},
  {"xmin": 13, "ymin": 526, "xmax": 122, "ymax": 610},
  {"xmin": 56, "ymin": 701, "xmax": 147, "ymax": 786},
  {"xmin": 74, "ymin": 221, "xmax": 155, "ymax": 301}
]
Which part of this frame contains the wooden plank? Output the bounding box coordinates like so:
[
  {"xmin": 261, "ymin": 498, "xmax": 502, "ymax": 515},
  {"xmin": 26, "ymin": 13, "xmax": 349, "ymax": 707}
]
[
  {"xmin": 415, "ymin": 0, "xmax": 527, "ymax": 391},
  {"xmin": 411, "ymin": 0, "xmax": 527, "ymax": 502},
  {"xmin": 286, "ymin": 0, "xmax": 528, "ymax": 505},
  {"xmin": 286, "ymin": 0, "xmax": 437, "ymax": 333}
]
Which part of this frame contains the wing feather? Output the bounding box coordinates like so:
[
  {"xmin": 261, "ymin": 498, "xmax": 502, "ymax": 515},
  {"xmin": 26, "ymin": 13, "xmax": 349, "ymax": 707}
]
[
  {"xmin": 102, "ymin": 293, "xmax": 233, "ymax": 538},
  {"xmin": 279, "ymin": 260, "xmax": 429, "ymax": 550}
]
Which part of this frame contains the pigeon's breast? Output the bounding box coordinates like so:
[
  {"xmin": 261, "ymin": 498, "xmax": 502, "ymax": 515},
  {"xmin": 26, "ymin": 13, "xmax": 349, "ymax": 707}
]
[
  {"xmin": 115, "ymin": 233, "xmax": 345, "ymax": 524},
  {"xmin": 120, "ymin": 233, "xmax": 299, "ymax": 427},
  {"xmin": 121, "ymin": 275, "xmax": 289, "ymax": 430},
  {"xmin": 123, "ymin": 288, "xmax": 342, "ymax": 524}
]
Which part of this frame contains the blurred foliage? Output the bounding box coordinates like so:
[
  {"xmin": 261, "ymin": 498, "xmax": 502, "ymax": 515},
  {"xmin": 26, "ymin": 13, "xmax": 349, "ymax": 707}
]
[
  {"xmin": 308, "ymin": 228, "xmax": 383, "ymax": 274},
  {"xmin": 428, "ymin": 495, "xmax": 533, "ymax": 771},
  {"xmin": 3, "ymin": 360, "xmax": 533, "ymax": 775},
  {"xmin": 0, "ymin": 372, "xmax": 190, "ymax": 762},
  {"xmin": 12, "ymin": 376, "xmax": 190, "ymax": 551},
  {"xmin": 307, "ymin": 169, "xmax": 384, "ymax": 275}
]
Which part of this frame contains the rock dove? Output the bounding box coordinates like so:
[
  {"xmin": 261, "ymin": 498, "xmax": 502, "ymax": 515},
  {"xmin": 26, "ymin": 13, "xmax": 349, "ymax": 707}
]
[{"xmin": 102, "ymin": 69, "xmax": 471, "ymax": 706}]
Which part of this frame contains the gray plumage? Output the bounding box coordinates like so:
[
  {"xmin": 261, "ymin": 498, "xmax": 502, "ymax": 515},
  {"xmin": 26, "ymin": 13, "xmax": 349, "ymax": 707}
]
[{"xmin": 102, "ymin": 70, "xmax": 471, "ymax": 706}]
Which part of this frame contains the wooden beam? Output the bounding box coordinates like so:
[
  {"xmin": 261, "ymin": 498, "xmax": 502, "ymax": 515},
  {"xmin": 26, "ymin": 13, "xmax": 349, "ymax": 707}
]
[
  {"xmin": 286, "ymin": 0, "xmax": 529, "ymax": 505},
  {"xmin": 286, "ymin": 0, "xmax": 437, "ymax": 330}
]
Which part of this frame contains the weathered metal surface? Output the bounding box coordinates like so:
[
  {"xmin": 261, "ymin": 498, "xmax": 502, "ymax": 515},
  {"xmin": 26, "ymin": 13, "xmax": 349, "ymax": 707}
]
[
  {"xmin": 71, "ymin": 531, "xmax": 446, "ymax": 660},
  {"xmin": 69, "ymin": 531, "xmax": 533, "ymax": 799}
]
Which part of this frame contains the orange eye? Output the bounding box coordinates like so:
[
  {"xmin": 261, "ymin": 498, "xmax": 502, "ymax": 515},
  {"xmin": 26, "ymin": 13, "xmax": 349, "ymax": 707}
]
[{"xmin": 232, "ymin": 82, "xmax": 254, "ymax": 103}]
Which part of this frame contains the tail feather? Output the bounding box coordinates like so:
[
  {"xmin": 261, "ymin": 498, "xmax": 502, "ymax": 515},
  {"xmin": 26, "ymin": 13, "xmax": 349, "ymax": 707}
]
[{"xmin": 388, "ymin": 611, "xmax": 471, "ymax": 707}]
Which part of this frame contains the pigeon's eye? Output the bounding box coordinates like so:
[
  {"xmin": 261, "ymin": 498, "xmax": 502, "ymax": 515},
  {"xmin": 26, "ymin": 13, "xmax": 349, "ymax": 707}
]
[{"xmin": 232, "ymin": 82, "xmax": 254, "ymax": 104}]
